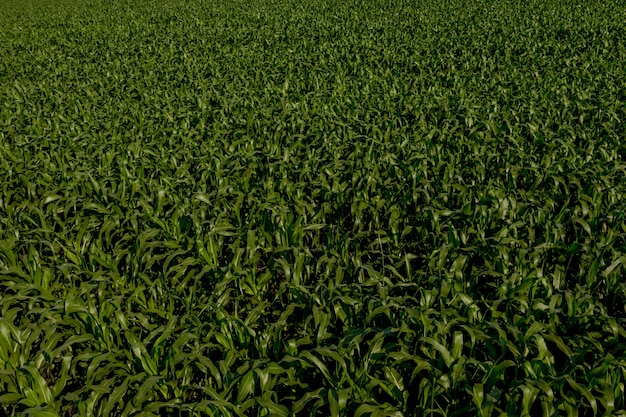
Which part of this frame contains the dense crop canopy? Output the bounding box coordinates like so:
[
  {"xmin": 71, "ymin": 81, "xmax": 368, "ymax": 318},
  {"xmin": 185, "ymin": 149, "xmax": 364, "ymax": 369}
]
[{"xmin": 1, "ymin": 0, "xmax": 626, "ymax": 415}]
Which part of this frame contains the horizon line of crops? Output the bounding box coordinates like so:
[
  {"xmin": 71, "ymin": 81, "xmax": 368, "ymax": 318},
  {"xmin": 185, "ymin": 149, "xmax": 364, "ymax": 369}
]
[{"xmin": 1, "ymin": 0, "xmax": 626, "ymax": 415}]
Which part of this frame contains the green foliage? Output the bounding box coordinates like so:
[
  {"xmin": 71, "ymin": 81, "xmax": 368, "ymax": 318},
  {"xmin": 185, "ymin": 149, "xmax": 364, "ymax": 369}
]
[{"xmin": 1, "ymin": 0, "xmax": 626, "ymax": 415}]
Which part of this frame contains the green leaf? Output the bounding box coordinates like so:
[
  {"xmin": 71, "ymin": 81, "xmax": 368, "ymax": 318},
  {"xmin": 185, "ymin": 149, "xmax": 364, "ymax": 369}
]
[
  {"xmin": 566, "ymin": 377, "xmax": 597, "ymax": 415},
  {"xmin": 451, "ymin": 331, "xmax": 464, "ymax": 360},
  {"xmin": 237, "ymin": 370, "xmax": 255, "ymax": 403},
  {"xmin": 300, "ymin": 351, "xmax": 331, "ymax": 383},
  {"xmin": 520, "ymin": 383, "xmax": 539, "ymax": 417},
  {"xmin": 421, "ymin": 337, "xmax": 453, "ymax": 367},
  {"xmin": 355, "ymin": 404, "xmax": 379, "ymax": 417},
  {"xmin": 328, "ymin": 389, "xmax": 340, "ymax": 417},
  {"xmin": 103, "ymin": 379, "xmax": 129, "ymax": 416},
  {"xmin": 256, "ymin": 397, "xmax": 289, "ymax": 417},
  {"xmin": 134, "ymin": 376, "xmax": 162, "ymax": 407},
  {"xmin": 22, "ymin": 408, "xmax": 59, "ymax": 417},
  {"xmin": 603, "ymin": 254, "xmax": 626, "ymax": 277},
  {"xmin": 472, "ymin": 383, "xmax": 484, "ymax": 408},
  {"xmin": 20, "ymin": 366, "xmax": 52, "ymax": 406},
  {"xmin": 543, "ymin": 334, "xmax": 573, "ymax": 359},
  {"xmin": 484, "ymin": 360, "xmax": 515, "ymax": 391},
  {"xmin": 0, "ymin": 393, "xmax": 23, "ymax": 404},
  {"xmin": 51, "ymin": 355, "xmax": 72, "ymax": 398},
  {"xmin": 383, "ymin": 366, "xmax": 404, "ymax": 391},
  {"xmin": 126, "ymin": 332, "xmax": 158, "ymax": 376}
]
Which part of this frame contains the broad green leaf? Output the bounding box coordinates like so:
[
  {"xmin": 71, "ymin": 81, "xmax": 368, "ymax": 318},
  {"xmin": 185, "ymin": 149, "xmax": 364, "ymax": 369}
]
[
  {"xmin": 566, "ymin": 377, "xmax": 597, "ymax": 415},
  {"xmin": 256, "ymin": 397, "xmax": 289, "ymax": 417},
  {"xmin": 103, "ymin": 379, "xmax": 129, "ymax": 416},
  {"xmin": 237, "ymin": 370, "xmax": 255, "ymax": 403},
  {"xmin": 20, "ymin": 366, "xmax": 52, "ymax": 405},
  {"xmin": 51, "ymin": 355, "xmax": 72, "ymax": 398},
  {"xmin": 0, "ymin": 393, "xmax": 23, "ymax": 404},
  {"xmin": 421, "ymin": 337, "xmax": 453, "ymax": 367}
]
